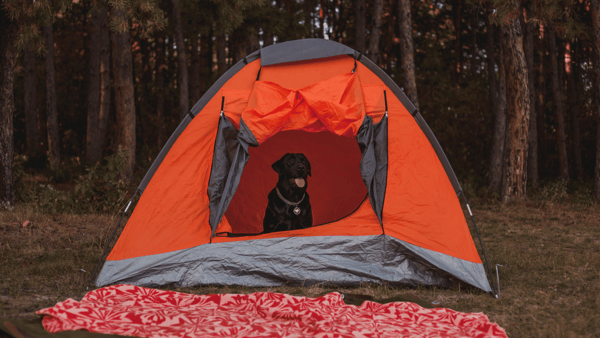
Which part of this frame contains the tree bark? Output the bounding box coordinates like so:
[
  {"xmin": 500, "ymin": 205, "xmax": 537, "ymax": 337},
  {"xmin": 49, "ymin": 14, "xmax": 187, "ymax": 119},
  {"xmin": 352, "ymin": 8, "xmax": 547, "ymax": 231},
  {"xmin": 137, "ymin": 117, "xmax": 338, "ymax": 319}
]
[
  {"xmin": 500, "ymin": 9, "xmax": 530, "ymax": 202},
  {"xmin": 263, "ymin": 30, "xmax": 274, "ymax": 47},
  {"xmin": 190, "ymin": 34, "xmax": 201, "ymax": 104},
  {"xmin": 355, "ymin": 0, "xmax": 366, "ymax": 54},
  {"xmin": 486, "ymin": 15, "xmax": 497, "ymax": 119},
  {"xmin": 110, "ymin": 8, "xmax": 136, "ymax": 183},
  {"xmin": 171, "ymin": 0, "xmax": 189, "ymax": 120},
  {"xmin": 591, "ymin": 0, "xmax": 600, "ymax": 200},
  {"xmin": 304, "ymin": 0, "xmax": 313, "ymax": 37},
  {"xmin": 156, "ymin": 35, "xmax": 166, "ymax": 148},
  {"xmin": 218, "ymin": 33, "xmax": 227, "ymax": 76},
  {"xmin": 537, "ymin": 25, "xmax": 546, "ymax": 161},
  {"xmin": 452, "ymin": 0, "xmax": 462, "ymax": 85},
  {"xmin": 547, "ymin": 20, "xmax": 569, "ymax": 181},
  {"xmin": 319, "ymin": 0, "xmax": 326, "ymax": 39},
  {"xmin": 489, "ymin": 32, "xmax": 507, "ymax": 193},
  {"xmin": 523, "ymin": 14, "xmax": 538, "ymax": 187},
  {"xmin": 398, "ymin": 0, "xmax": 418, "ymax": 109},
  {"xmin": 367, "ymin": 0, "xmax": 384, "ymax": 64},
  {"xmin": 44, "ymin": 24, "xmax": 61, "ymax": 169},
  {"xmin": 0, "ymin": 17, "xmax": 17, "ymax": 205},
  {"xmin": 199, "ymin": 33, "xmax": 210, "ymax": 95},
  {"xmin": 24, "ymin": 44, "xmax": 40, "ymax": 156},
  {"xmin": 87, "ymin": 8, "xmax": 110, "ymax": 165},
  {"xmin": 567, "ymin": 40, "xmax": 583, "ymax": 180}
]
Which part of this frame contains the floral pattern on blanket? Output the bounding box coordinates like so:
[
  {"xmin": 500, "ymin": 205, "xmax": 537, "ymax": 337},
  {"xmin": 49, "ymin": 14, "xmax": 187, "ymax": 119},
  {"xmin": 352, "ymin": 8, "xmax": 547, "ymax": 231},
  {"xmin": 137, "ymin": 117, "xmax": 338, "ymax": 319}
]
[{"xmin": 37, "ymin": 284, "xmax": 507, "ymax": 338}]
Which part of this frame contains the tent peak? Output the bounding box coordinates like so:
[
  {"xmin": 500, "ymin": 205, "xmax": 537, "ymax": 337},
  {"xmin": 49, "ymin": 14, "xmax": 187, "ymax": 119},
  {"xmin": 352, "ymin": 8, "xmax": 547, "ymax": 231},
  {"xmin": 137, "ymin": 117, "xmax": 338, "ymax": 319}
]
[{"xmin": 260, "ymin": 38, "xmax": 356, "ymax": 66}]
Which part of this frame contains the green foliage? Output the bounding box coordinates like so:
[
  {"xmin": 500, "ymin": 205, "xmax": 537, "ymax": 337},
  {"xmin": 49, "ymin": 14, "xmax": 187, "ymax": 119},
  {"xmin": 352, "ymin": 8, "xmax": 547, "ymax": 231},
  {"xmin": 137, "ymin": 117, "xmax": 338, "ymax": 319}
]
[
  {"xmin": 16, "ymin": 146, "xmax": 129, "ymax": 214},
  {"xmin": 106, "ymin": 0, "xmax": 166, "ymax": 36},
  {"xmin": 179, "ymin": 0, "xmax": 267, "ymax": 35},
  {"xmin": 3, "ymin": 0, "xmax": 73, "ymax": 52}
]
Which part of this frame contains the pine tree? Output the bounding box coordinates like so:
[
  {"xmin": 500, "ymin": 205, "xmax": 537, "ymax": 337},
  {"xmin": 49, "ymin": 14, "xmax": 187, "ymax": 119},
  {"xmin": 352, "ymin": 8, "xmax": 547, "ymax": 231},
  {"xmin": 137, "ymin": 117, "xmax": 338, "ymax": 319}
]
[{"xmin": 499, "ymin": 0, "xmax": 530, "ymax": 202}]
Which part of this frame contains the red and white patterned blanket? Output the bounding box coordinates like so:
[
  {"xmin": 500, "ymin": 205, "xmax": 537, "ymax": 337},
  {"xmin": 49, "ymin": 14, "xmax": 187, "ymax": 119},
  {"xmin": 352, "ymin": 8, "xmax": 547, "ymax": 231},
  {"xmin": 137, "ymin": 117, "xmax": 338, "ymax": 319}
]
[{"xmin": 37, "ymin": 284, "xmax": 507, "ymax": 338}]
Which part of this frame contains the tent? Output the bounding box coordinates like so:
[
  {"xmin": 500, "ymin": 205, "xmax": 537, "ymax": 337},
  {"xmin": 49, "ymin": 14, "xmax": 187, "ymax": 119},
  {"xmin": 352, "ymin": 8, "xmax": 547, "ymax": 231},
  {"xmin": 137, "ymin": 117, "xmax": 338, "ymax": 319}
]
[{"xmin": 93, "ymin": 39, "xmax": 494, "ymax": 294}]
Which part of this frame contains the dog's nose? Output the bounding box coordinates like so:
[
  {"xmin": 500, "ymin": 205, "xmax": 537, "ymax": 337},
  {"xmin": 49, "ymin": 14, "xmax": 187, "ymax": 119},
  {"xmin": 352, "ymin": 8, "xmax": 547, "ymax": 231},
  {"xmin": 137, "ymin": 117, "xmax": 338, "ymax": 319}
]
[{"xmin": 298, "ymin": 165, "xmax": 305, "ymax": 171}]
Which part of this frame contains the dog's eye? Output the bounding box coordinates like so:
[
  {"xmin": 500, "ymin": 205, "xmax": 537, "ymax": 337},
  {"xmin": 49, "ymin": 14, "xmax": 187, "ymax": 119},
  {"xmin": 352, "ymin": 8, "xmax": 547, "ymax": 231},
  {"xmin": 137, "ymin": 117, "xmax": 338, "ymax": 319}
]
[{"xmin": 301, "ymin": 159, "xmax": 306, "ymax": 163}]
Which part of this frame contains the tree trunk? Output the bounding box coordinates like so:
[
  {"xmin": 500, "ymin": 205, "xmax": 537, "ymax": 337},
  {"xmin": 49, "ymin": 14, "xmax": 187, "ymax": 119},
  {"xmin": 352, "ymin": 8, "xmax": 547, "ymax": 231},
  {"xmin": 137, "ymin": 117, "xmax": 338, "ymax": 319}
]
[
  {"xmin": 591, "ymin": 0, "xmax": 600, "ymax": 200},
  {"xmin": 87, "ymin": 8, "xmax": 110, "ymax": 165},
  {"xmin": 398, "ymin": 0, "xmax": 418, "ymax": 109},
  {"xmin": 304, "ymin": 0, "xmax": 313, "ymax": 38},
  {"xmin": 87, "ymin": 11, "xmax": 101, "ymax": 165},
  {"xmin": 500, "ymin": 9, "xmax": 530, "ymax": 202},
  {"xmin": 489, "ymin": 33, "xmax": 508, "ymax": 193},
  {"xmin": 218, "ymin": 33, "xmax": 227, "ymax": 76},
  {"xmin": 171, "ymin": 0, "xmax": 189, "ymax": 120},
  {"xmin": 110, "ymin": 8, "xmax": 136, "ymax": 184},
  {"xmin": 547, "ymin": 20, "xmax": 569, "ymax": 181},
  {"xmin": 156, "ymin": 35, "xmax": 166, "ymax": 148},
  {"xmin": 98, "ymin": 11, "xmax": 111, "ymax": 164},
  {"xmin": 452, "ymin": 0, "xmax": 462, "ymax": 85},
  {"xmin": 44, "ymin": 24, "xmax": 61, "ymax": 169},
  {"xmin": 567, "ymin": 40, "xmax": 583, "ymax": 180},
  {"xmin": 523, "ymin": 14, "xmax": 538, "ymax": 187},
  {"xmin": 486, "ymin": 14, "xmax": 497, "ymax": 119},
  {"xmin": 263, "ymin": 30, "xmax": 274, "ymax": 47},
  {"xmin": 199, "ymin": 33, "xmax": 210, "ymax": 95},
  {"xmin": 537, "ymin": 25, "xmax": 546, "ymax": 165},
  {"xmin": 190, "ymin": 34, "xmax": 200, "ymax": 104},
  {"xmin": 319, "ymin": 0, "xmax": 326, "ymax": 39},
  {"xmin": 367, "ymin": 0, "xmax": 384, "ymax": 64},
  {"xmin": 0, "ymin": 17, "xmax": 17, "ymax": 205},
  {"xmin": 136, "ymin": 38, "xmax": 150, "ymax": 145},
  {"xmin": 355, "ymin": 0, "xmax": 366, "ymax": 54},
  {"xmin": 470, "ymin": 15, "xmax": 479, "ymax": 78},
  {"xmin": 24, "ymin": 44, "xmax": 40, "ymax": 156}
]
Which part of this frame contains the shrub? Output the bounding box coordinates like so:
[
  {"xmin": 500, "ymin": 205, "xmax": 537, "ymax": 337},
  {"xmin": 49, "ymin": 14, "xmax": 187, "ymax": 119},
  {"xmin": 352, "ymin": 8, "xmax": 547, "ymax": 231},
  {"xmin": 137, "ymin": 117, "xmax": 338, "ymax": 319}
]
[{"xmin": 16, "ymin": 146, "xmax": 129, "ymax": 214}]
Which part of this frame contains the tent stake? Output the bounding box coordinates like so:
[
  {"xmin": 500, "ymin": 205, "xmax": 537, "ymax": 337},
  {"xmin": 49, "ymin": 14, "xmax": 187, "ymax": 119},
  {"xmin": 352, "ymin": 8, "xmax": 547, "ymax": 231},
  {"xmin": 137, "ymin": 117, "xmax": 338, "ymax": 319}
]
[
  {"xmin": 459, "ymin": 191, "xmax": 498, "ymax": 298},
  {"xmin": 495, "ymin": 264, "xmax": 503, "ymax": 297},
  {"xmin": 86, "ymin": 191, "xmax": 139, "ymax": 290}
]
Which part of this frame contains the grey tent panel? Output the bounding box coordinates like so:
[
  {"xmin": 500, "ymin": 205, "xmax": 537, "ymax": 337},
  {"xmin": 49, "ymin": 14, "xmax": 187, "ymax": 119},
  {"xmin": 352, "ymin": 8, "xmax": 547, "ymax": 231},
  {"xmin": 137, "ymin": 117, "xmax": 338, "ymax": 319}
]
[
  {"xmin": 207, "ymin": 114, "xmax": 242, "ymax": 234},
  {"xmin": 208, "ymin": 118, "xmax": 258, "ymax": 235},
  {"xmin": 95, "ymin": 235, "xmax": 489, "ymax": 292},
  {"xmin": 260, "ymin": 39, "xmax": 355, "ymax": 66},
  {"xmin": 357, "ymin": 115, "xmax": 388, "ymax": 226}
]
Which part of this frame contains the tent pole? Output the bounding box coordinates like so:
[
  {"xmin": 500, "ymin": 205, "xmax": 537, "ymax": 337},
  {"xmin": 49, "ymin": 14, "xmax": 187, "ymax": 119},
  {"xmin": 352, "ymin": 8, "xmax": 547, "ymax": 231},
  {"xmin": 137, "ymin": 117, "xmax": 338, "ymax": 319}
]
[
  {"xmin": 86, "ymin": 190, "xmax": 139, "ymax": 290},
  {"xmin": 459, "ymin": 191, "xmax": 498, "ymax": 298}
]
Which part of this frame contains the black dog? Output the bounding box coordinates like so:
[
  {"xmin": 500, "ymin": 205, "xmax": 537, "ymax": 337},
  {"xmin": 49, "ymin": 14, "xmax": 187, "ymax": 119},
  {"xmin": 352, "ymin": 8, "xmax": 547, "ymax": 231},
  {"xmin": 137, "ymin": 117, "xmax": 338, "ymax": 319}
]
[{"xmin": 263, "ymin": 153, "xmax": 313, "ymax": 233}]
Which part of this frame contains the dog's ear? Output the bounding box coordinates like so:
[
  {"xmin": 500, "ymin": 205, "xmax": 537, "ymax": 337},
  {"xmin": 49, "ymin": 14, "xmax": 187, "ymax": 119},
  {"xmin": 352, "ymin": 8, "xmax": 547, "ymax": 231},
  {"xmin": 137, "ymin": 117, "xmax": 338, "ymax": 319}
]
[
  {"xmin": 305, "ymin": 156, "xmax": 311, "ymax": 177},
  {"xmin": 272, "ymin": 153, "xmax": 289, "ymax": 175}
]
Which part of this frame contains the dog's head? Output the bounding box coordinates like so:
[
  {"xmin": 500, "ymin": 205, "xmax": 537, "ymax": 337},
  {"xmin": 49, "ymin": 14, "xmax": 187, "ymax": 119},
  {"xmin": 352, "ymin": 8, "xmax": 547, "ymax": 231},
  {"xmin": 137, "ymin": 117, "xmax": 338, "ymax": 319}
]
[{"xmin": 272, "ymin": 153, "xmax": 311, "ymax": 189}]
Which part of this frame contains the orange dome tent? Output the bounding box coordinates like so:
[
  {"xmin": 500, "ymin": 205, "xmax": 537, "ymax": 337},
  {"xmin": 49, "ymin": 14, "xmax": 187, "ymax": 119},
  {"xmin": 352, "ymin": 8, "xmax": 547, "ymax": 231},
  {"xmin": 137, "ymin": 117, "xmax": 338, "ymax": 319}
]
[{"xmin": 93, "ymin": 39, "xmax": 495, "ymax": 295}]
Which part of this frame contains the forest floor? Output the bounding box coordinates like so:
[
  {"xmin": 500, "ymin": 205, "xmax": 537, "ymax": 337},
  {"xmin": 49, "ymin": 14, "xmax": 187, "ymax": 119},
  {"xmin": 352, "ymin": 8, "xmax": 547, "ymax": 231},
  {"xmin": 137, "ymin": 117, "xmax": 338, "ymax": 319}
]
[{"xmin": 0, "ymin": 198, "xmax": 599, "ymax": 337}]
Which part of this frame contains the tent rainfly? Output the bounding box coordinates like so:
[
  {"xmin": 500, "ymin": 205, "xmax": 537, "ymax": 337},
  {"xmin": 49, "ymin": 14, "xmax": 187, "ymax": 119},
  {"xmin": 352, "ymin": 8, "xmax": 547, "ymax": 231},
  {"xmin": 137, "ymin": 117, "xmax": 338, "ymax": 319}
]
[{"xmin": 93, "ymin": 39, "xmax": 495, "ymax": 295}]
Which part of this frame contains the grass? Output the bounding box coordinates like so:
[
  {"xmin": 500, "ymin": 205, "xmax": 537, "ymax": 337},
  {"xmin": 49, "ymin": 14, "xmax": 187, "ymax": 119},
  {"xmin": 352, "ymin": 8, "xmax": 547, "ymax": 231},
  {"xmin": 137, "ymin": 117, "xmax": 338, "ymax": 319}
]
[{"xmin": 1, "ymin": 198, "xmax": 599, "ymax": 337}]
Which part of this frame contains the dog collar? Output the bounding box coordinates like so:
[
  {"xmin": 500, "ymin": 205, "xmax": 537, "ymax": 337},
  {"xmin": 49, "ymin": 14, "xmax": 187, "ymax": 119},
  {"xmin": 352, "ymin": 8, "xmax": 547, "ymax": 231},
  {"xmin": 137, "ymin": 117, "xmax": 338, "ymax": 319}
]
[{"xmin": 275, "ymin": 187, "xmax": 305, "ymax": 215}]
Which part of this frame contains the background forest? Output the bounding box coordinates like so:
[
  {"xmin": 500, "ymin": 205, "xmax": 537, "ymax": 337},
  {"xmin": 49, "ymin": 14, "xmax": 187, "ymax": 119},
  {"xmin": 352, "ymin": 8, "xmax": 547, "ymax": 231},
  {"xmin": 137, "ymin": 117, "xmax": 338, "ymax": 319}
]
[{"xmin": 1, "ymin": 0, "xmax": 600, "ymax": 209}]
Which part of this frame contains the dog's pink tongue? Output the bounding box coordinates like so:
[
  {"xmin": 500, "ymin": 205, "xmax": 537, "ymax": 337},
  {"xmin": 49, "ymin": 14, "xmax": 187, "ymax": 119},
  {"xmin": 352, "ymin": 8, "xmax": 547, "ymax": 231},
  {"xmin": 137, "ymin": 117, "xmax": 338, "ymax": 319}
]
[{"xmin": 294, "ymin": 178, "xmax": 305, "ymax": 188}]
